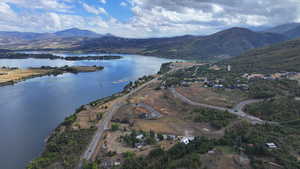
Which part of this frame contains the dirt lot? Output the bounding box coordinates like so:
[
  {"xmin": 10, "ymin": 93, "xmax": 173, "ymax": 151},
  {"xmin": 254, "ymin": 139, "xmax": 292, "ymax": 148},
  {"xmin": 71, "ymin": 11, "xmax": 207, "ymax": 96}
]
[
  {"xmin": 176, "ymin": 84, "xmax": 248, "ymax": 108},
  {"xmin": 201, "ymin": 148, "xmax": 252, "ymax": 169},
  {"xmin": 101, "ymin": 128, "xmax": 177, "ymax": 157}
]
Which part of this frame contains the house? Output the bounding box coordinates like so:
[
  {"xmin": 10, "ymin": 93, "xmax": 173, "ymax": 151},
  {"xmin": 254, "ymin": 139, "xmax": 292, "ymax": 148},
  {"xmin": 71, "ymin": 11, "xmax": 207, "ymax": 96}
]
[
  {"xmin": 168, "ymin": 135, "xmax": 176, "ymax": 140},
  {"xmin": 114, "ymin": 161, "xmax": 121, "ymax": 166},
  {"xmin": 136, "ymin": 134, "xmax": 144, "ymax": 140},
  {"xmin": 213, "ymin": 84, "xmax": 224, "ymax": 88},
  {"xmin": 135, "ymin": 143, "xmax": 143, "ymax": 149},
  {"xmin": 181, "ymin": 137, "xmax": 190, "ymax": 144},
  {"xmin": 266, "ymin": 143, "xmax": 278, "ymax": 149},
  {"xmin": 180, "ymin": 136, "xmax": 195, "ymax": 145}
]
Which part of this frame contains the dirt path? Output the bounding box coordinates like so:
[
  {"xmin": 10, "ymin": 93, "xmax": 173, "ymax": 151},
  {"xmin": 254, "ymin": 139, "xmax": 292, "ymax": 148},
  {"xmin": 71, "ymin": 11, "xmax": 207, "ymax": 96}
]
[{"xmin": 169, "ymin": 87, "xmax": 275, "ymax": 125}]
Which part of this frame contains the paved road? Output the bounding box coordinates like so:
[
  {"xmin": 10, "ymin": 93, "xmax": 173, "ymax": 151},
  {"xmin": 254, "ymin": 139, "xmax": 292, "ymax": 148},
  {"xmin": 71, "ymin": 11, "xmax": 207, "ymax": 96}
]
[
  {"xmin": 78, "ymin": 76, "xmax": 160, "ymax": 168},
  {"xmin": 169, "ymin": 87, "xmax": 271, "ymax": 125},
  {"xmin": 77, "ymin": 64, "xmax": 214, "ymax": 168}
]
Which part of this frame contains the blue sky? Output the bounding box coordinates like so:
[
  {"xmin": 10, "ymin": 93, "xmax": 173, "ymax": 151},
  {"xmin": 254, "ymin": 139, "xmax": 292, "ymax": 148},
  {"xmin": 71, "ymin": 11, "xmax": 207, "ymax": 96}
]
[{"xmin": 0, "ymin": 0, "xmax": 300, "ymax": 38}]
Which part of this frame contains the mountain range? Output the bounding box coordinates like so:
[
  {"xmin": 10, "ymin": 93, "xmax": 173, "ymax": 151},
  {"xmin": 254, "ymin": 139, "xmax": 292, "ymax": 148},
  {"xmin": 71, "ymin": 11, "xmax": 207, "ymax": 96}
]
[
  {"xmin": 264, "ymin": 23, "xmax": 300, "ymax": 39},
  {"xmin": 1, "ymin": 23, "xmax": 300, "ymax": 59},
  {"xmin": 224, "ymin": 38, "xmax": 300, "ymax": 73}
]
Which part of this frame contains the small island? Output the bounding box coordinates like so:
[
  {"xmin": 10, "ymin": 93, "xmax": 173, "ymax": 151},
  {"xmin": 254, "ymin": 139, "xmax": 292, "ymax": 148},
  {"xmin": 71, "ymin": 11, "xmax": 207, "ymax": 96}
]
[
  {"xmin": 0, "ymin": 52, "xmax": 122, "ymax": 60},
  {"xmin": 0, "ymin": 65, "xmax": 103, "ymax": 87}
]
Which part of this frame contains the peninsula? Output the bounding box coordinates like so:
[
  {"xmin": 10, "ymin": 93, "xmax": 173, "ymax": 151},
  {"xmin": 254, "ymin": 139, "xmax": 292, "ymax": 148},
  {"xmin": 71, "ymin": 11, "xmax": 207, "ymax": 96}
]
[{"xmin": 0, "ymin": 65, "xmax": 103, "ymax": 87}]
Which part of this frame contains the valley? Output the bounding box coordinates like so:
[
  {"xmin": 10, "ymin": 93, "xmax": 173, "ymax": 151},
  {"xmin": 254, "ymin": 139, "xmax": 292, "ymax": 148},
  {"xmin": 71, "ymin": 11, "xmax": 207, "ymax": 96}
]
[
  {"xmin": 2, "ymin": 1, "xmax": 300, "ymax": 169},
  {"xmin": 1, "ymin": 24, "xmax": 300, "ymax": 169}
]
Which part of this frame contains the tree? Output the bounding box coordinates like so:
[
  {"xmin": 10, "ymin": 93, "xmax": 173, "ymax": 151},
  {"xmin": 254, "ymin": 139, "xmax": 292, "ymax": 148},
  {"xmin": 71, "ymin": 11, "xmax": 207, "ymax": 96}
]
[{"xmin": 111, "ymin": 123, "xmax": 120, "ymax": 131}]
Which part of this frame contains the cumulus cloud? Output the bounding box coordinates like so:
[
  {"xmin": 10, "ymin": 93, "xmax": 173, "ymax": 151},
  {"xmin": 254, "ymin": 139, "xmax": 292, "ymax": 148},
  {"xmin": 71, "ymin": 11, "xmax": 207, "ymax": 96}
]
[
  {"xmin": 2, "ymin": 0, "xmax": 73, "ymax": 12},
  {"xmin": 0, "ymin": 0, "xmax": 300, "ymax": 37},
  {"xmin": 82, "ymin": 3, "xmax": 108, "ymax": 15}
]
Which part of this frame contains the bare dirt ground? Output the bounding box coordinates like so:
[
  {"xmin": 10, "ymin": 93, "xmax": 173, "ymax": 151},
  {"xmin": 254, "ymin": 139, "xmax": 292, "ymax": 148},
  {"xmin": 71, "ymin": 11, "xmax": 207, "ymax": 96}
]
[
  {"xmin": 176, "ymin": 84, "xmax": 248, "ymax": 108},
  {"xmin": 201, "ymin": 149, "xmax": 252, "ymax": 169}
]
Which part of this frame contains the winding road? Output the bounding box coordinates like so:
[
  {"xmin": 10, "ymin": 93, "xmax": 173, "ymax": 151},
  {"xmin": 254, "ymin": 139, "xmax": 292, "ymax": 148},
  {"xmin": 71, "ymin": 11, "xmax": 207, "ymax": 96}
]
[
  {"xmin": 169, "ymin": 87, "xmax": 271, "ymax": 125},
  {"xmin": 77, "ymin": 76, "xmax": 159, "ymax": 168},
  {"xmin": 77, "ymin": 63, "xmax": 274, "ymax": 168}
]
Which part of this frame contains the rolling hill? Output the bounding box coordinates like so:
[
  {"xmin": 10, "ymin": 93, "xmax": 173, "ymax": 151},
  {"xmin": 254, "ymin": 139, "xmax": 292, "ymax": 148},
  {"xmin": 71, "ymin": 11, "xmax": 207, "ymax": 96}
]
[
  {"xmin": 77, "ymin": 27, "xmax": 287, "ymax": 59},
  {"xmin": 0, "ymin": 27, "xmax": 288, "ymax": 60},
  {"xmin": 0, "ymin": 28, "xmax": 104, "ymax": 47},
  {"xmin": 223, "ymin": 38, "xmax": 300, "ymax": 73},
  {"xmin": 264, "ymin": 23, "xmax": 300, "ymax": 34},
  {"xmin": 264, "ymin": 23, "xmax": 300, "ymax": 39}
]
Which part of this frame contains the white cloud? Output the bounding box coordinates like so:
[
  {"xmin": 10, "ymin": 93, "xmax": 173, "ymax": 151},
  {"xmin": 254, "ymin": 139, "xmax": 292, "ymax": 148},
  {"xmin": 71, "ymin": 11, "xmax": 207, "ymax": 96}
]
[
  {"xmin": 99, "ymin": 0, "xmax": 106, "ymax": 4},
  {"xmin": 0, "ymin": 2, "xmax": 16, "ymax": 17},
  {"xmin": 120, "ymin": 2, "xmax": 127, "ymax": 7},
  {"xmin": 82, "ymin": 3, "xmax": 108, "ymax": 15},
  {"xmin": 2, "ymin": 0, "xmax": 73, "ymax": 12},
  {"xmin": 1, "ymin": 0, "xmax": 300, "ymax": 38}
]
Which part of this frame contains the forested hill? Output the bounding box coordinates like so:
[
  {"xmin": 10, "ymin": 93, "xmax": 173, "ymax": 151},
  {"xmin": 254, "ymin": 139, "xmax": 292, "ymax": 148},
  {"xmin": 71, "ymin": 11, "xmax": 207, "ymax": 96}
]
[
  {"xmin": 77, "ymin": 27, "xmax": 287, "ymax": 60},
  {"xmin": 223, "ymin": 38, "xmax": 300, "ymax": 73}
]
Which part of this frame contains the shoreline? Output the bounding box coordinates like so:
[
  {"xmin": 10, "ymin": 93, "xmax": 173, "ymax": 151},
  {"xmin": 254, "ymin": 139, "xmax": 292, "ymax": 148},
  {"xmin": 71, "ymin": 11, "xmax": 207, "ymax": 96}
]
[
  {"xmin": 0, "ymin": 66, "xmax": 104, "ymax": 87},
  {"xmin": 26, "ymin": 70, "xmax": 158, "ymax": 169}
]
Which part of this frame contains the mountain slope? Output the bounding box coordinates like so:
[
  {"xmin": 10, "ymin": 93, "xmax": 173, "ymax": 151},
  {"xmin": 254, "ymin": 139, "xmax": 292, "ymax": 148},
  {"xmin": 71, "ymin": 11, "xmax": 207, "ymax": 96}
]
[
  {"xmin": 0, "ymin": 27, "xmax": 288, "ymax": 60},
  {"xmin": 285, "ymin": 26, "xmax": 300, "ymax": 39},
  {"xmin": 78, "ymin": 27, "xmax": 287, "ymax": 59},
  {"xmin": 223, "ymin": 38, "xmax": 300, "ymax": 73},
  {"xmin": 0, "ymin": 28, "xmax": 103, "ymax": 46},
  {"xmin": 264, "ymin": 23, "xmax": 300, "ymax": 39},
  {"xmin": 264, "ymin": 23, "xmax": 300, "ymax": 34},
  {"xmin": 54, "ymin": 28, "xmax": 103, "ymax": 38}
]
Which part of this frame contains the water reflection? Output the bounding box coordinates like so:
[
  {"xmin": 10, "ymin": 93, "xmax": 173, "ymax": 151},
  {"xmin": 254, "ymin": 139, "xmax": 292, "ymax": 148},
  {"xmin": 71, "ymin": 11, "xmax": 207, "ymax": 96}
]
[{"xmin": 0, "ymin": 54, "xmax": 175, "ymax": 169}]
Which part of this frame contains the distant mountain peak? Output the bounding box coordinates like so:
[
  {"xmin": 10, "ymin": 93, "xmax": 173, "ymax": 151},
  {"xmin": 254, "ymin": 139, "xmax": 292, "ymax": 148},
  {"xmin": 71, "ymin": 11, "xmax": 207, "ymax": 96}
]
[{"xmin": 54, "ymin": 28, "xmax": 103, "ymax": 38}]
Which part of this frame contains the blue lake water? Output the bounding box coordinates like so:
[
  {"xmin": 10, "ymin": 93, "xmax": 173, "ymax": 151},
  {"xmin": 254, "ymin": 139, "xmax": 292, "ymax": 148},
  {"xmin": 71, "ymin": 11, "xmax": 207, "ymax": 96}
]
[{"xmin": 0, "ymin": 54, "xmax": 175, "ymax": 169}]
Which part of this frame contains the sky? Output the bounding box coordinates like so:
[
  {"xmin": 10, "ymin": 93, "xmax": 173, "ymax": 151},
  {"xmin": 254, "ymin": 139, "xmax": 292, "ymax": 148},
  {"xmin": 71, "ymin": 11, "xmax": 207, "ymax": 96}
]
[{"xmin": 0, "ymin": 0, "xmax": 300, "ymax": 38}]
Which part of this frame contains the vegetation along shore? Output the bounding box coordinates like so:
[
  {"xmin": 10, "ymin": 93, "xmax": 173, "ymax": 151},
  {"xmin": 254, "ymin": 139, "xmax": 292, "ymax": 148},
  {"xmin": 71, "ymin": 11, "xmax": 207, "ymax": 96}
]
[{"xmin": 0, "ymin": 52, "xmax": 122, "ymax": 60}]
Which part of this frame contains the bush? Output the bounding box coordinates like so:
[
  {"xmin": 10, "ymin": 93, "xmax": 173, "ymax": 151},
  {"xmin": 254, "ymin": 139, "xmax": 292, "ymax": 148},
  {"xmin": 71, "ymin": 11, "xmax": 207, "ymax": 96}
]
[
  {"xmin": 193, "ymin": 108, "xmax": 236, "ymax": 129},
  {"xmin": 111, "ymin": 123, "xmax": 120, "ymax": 131}
]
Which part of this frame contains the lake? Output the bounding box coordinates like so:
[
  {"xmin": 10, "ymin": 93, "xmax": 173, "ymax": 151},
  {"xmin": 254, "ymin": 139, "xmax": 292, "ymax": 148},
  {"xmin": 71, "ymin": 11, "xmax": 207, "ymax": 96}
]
[{"xmin": 0, "ymin": 54, "xmax": 175, "ymax": 169}]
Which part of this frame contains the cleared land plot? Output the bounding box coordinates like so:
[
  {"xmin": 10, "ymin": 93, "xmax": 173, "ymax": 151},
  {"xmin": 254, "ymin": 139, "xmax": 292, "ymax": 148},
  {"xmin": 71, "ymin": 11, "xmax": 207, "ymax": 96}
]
[
  {"xmin": 176, "ymin": 84, "xmax": 248, "ymax": 108},
  {"xmin": 115, "ymin": 83, "xmax": 226, "ymax": 137}
]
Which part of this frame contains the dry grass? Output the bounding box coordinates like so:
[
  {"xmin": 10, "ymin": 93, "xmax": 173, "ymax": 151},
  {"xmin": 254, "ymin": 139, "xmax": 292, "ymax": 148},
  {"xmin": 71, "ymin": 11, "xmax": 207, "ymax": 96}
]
[
  {"xmin": 290, "ymin": 74, "xmax": 300, "ymax": 84},
  {"xmin": 0, "ymin": 66, "xmax": 100, "ymax": 85},
  {"xmin": 201, "ymin": 151, "xmax": 251, "ymax": 169},
  {"xmin": 0, "ymin": 68, "xmax": 49, "ymax": 83},
  {"xmin": 176, "ymin": 84, "xmax": 247, "ymax": 108}
]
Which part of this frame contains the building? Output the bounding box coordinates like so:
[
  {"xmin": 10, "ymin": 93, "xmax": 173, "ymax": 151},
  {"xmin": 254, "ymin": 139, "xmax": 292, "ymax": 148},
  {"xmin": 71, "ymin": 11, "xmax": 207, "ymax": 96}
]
[
  {"xmin": 181, "ymin": 137, "xmax": 190, "ymax": 144},
  {"xmin": 136, "ymin": 134, "xmax": 144, "ymax": 140},
  {"xmin": 180, "ymin": 136, "xmax": 195, "ymax": 145},
  {"xmin": 266, "ymin": 143, "xmax": 278, "ymax": 149},
  {"xmin": 227, "ymin": 65, "xmax": 231, "ymax": 72}
]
